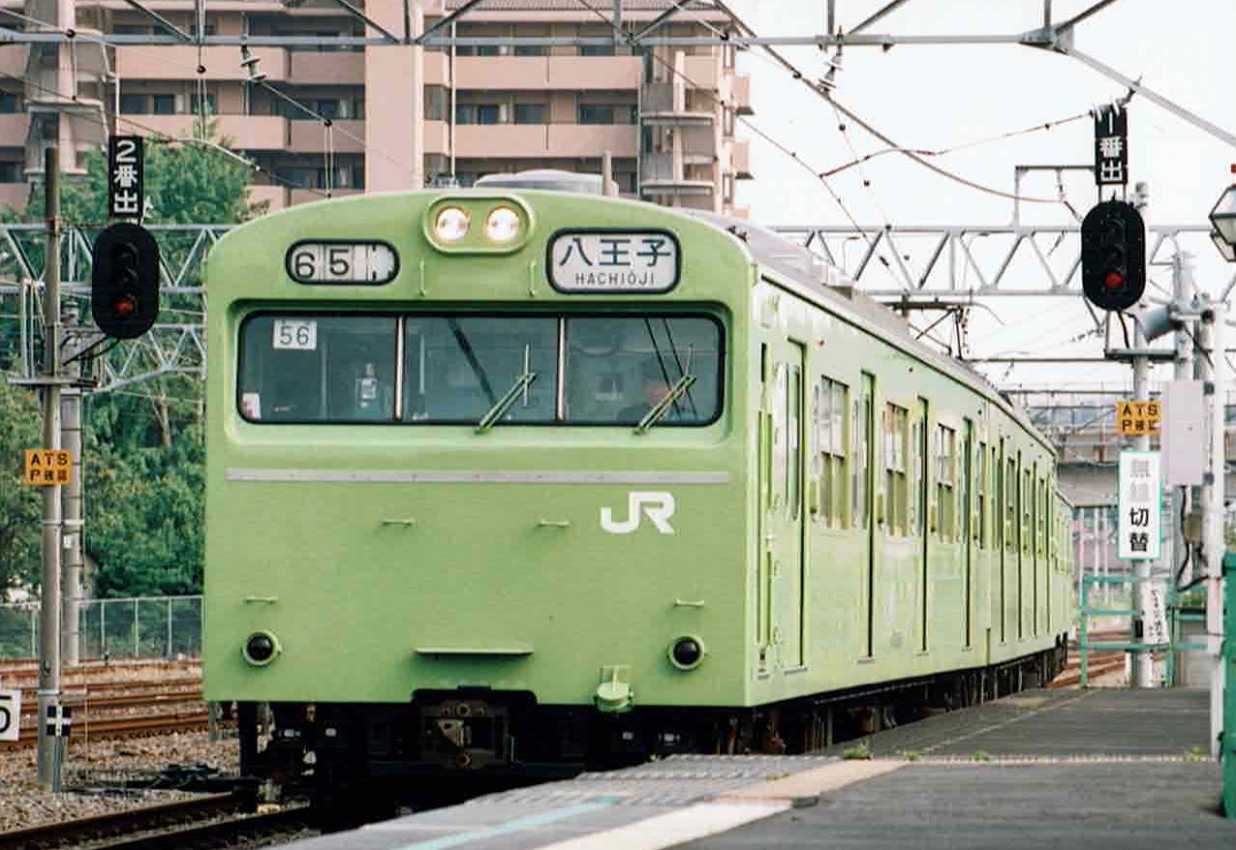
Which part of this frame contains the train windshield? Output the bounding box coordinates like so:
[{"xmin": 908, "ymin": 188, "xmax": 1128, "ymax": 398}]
[{"xmin": 238, "ymin": 312, "xmax": 722, "ymax": 426}]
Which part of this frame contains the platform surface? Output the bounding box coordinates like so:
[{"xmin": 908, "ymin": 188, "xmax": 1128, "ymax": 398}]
[{"xmin": 280, "ymin": 688, "xmax": 1233, "ymax": 850}]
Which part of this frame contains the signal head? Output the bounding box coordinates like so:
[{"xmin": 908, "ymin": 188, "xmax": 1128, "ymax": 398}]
[
  {"xmin": 1080, "ymin": 200, "xmax": 1145, "ymax": 312},
  {"xmin": 91, "ymin": 223, "xmax": 160, "ymax": 339}
]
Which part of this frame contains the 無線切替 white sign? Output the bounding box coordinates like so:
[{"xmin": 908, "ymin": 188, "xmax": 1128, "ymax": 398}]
[
  {"xmin": 286, "ymin": 241, "xmax": 398, "ymax": 284},
  {"xmin": 548, "ymin": 231, "xmax": 679, "ymax": 293},
  {"xmin": 1117, "ymin": 450, "xmax": 1161, "ymax": 560}
]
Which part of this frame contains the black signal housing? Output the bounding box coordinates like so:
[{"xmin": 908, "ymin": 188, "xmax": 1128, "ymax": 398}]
[
  {"xmin": 91, "ymin": 222, "xmax": 160, "ymax": 339},
  {"xmin": 1081, "ymin": 200, "xmax": 1145, "ymax": 312}
]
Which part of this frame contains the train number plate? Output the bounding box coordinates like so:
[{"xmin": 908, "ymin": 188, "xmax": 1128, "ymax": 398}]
[
  {"xmin": 272, "ymin": 319, "xmax": 317, "ymax": 351},
  {"xmin": 286, "ymin": 240, "xmax": 399, "ymax": 285},
  {"xmin": 547, "ymin": 230, "xmax": 680, "ymax": 293}
]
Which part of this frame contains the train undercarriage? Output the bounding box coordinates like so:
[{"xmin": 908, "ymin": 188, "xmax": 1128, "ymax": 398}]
[{"xmin": 238, "ymin": 639, "xmax": 1067, "ymax": 820}]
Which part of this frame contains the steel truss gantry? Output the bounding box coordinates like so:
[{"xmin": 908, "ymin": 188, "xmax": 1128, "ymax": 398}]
[{"xmin": 0, "ymin": 224, "xmax": 225, "ymax": 392}]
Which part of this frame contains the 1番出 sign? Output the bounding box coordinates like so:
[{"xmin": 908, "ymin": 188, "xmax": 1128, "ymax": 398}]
[
  {"xmin": 547, "ymin": 230, "xmax": 680, "ymax": 293},
  {"xmin": 1116, "ymin": 399, "xmax": 1161, "ymax": 436},
  {"xmin": 23, "ymin": 449, "xmax": 72, "ymax": 486}
]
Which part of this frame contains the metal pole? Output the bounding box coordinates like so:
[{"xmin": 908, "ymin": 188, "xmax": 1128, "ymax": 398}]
[
  {"xmin": 60, "ymin": 306, "xmax": 83, "ymax": 668},
  {"xmin": 1170, "ymin": 253, "xmax": 1194, "ymax": 684},
  {"xmin": 36, "ymin": 146, "xmax": 63, "ymax": 791},
  {"xmin": 1201, "ymin": 300, "xmax": 1227, "ymax": 758},
  {"xmin": 1131, "ymin": 321, "xmax": 1155, "ymax": 687}
]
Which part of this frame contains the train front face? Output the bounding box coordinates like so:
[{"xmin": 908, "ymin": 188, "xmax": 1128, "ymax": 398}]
[{"xmin": 203, "ymin": 190, "xmax": 754, "ymax": 780}]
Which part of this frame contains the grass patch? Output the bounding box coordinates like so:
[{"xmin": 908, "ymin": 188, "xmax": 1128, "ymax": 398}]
[
  {"xmin": 842, "ymin": 740, "xmax": 872, "ymax": 760},
  {"xmin": 897, "ymin": 750, "xmax": 923, "ymax": 762},
  {"xmin": 971, "ymin": 750, "xmax": 992, "ymax": 762}
]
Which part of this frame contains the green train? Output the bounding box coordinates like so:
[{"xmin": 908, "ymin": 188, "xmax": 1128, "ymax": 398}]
[{"xmin": 202, "ymin": 180, "xmax": 1074, "ymax": 805}]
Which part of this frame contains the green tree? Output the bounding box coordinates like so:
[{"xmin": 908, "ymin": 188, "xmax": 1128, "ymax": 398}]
[
  {"xmin": 0, "ymin": 381, "xmax": 42, "ymax": 594},
  {"xmin": 1, "ymin": 132, "xmax": 260, "ymax": 598}
]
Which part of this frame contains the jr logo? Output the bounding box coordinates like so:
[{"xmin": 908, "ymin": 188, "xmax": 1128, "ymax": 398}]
[{"xmin": 600, "ymin": 491, "xmax": 676, "ymax": 535}]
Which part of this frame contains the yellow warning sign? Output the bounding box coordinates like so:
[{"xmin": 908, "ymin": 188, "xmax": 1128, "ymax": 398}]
[
  {"xmin": 1116, "ymin": 400, "xmax": 1161, "ymax": 436},
  {"xmin": 22, "ymin": 449, "xmax": 72, "ymax": 486}
]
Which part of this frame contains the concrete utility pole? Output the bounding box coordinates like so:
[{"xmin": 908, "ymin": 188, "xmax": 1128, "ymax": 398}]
[
  {"xmin": 60, "ymin": 305, "xmax": 84, "ymax": 668},
  {"xmin": 1198, "ymin": 298, "xmax": 1227, "ymax": 758},
  {"xmin": 1130, "ymin": 319, "xmax": 1154, "ymax": 688},
  {"xmin": 37, "ymin": 146, "xmax": 64, "ymax": 791}
]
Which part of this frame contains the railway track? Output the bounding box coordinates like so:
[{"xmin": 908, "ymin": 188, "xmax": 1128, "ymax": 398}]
[{"xmin": 0, "ymin": 711, "xmax": 228, "ymax": 751}]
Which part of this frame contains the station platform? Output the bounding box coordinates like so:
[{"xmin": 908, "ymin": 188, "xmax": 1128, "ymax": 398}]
[{"xmin": 280, "ymin": 688, "xmax": 1233, "ymax": 850}]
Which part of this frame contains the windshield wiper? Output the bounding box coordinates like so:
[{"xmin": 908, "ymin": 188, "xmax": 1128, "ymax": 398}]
[
  {"xmin": 634, "ymin": 373, "xmax": 697, "ymax": 434},
  {"xmin": 476, "ymin": 369, "xmax": 537, "ymax": 432}
]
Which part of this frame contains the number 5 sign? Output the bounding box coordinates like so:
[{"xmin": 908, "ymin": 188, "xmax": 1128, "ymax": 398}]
[{"xmin": 0, "ymin": 689, "xmax": 21, "ymax": 742}]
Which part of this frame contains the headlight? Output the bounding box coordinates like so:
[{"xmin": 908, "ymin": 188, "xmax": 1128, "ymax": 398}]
[
  {"xmin": 434, "ymin": 206, "xmax": 470, "ymax": 242},
  {"xmin": 485, "ymin": 206, "xmax": 522, "ymax": 243},
  {"xmin": 668, "ymin": 636, "xmax": 705, "ymax": 670},
  {"xmin": 243, "ymin": 631, "xmax": 281, "ymax": 666}
]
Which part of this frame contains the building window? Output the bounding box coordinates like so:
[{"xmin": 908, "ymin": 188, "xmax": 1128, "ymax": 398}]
[
  {"xmin": 151, "ymin": 94, "xmax": 176, "ymax": 115},
  {"xmin": 119, "ymin": 94, "xmax": 146, "ymax": 115},
  {"xmin": 113, "ymin": 24, "xmax": 151, "ymax": 35},
  {"xmin": 425, "ymin": 87, "xmax": 447, "ymax": 121},
  {"xmin": 514, "ymin": 45, "xmax": 546, "ymax": 56},
  {"xmin": 723, "ymin": 105, "xmax": 735, "ymax": 136},
  {"xmin": 581, "ymin": 44, "xmax": 616, "ymax": 57},
  {"xmin": 188, "ymin": 23, "xmax": 216, "ymax": 38},
  {"xmin": 456, "ymin": 172, "xmax": 479, "ymax": 188},
  {"xmin": 189, "ymin": 93, "xmax": 216, "ymax": 116},
  {"xmin": 0, "ymin": 92, "xmax": 19, "ymax": 114},
  {"xmin": 313, "ymin": 99, "xmax": 340, "ymax": 120},
  {"xmin": 722, "ymin": 173, "xmax": 734, "ymax": 204},
  {"xmin": 513, "ymin": 104, "xmax": 545, "ymax": 125},
  {"xmin": 477, "ymin": 104, "xmax": 501, "ymax": 125},
  {"xmin": 0, "ymin": 161, "xmax": 21, "ymax": 182},
  {"xmin": 578, "ymin": 104, "xmax": 616, "ymax": 125}
]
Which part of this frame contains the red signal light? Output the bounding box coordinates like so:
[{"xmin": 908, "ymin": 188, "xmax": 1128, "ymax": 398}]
[
  {"xmin": 1104, "ymin": 271, "xmax": 1124, "ymax": 290},
  {"xmin": 113, "ymin": 295, "xmax": 137, "ymax": 317}
]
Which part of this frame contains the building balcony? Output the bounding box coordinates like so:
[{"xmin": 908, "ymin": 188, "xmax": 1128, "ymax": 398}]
[
  {"xmin": 289, "ymin": 119, "xmax": 365, "ymax": 154},
  {"xmin": 731, "ymin": 139, "xmax": 752, "ymax": 179},
  {"xmin": 424, "ymin": 119, "xmax": 450, "ymax": 155},
  {"xmin": 0, "ymin": 181, "xmax": 29, "ymax": 212},
  {"xmin": 641, "ymin": 83, "xmax": 714, "ymax": 126},
  {"xmin": 682, "ymin": 55, "xmax": 719, "ymax": 90},
  {"xmin": 0, "ymin": 45, "xmax": 28, "ymax": 77},
  {"xmin": 454, "ymin": 55, "xmax": 641, "ymax": 90},
  {"xmin": 289, "ymin": 50, "xmax": 364, "ymax": 85},
  {"xmin": 453, "ymin": 123, "xmax": 637, "ymax": 159},
  {"xmin": 0, "ymin": 113, "xmax": 30, "ymax": 147},
  {"xmin": 248, "ymin": 184, "xmax": 288, "ymax": 214},
  {"xmin": 640, "ymin": 152, "xmax": 714, "ymax": 197},
  {"xmin": 291, "ymin": 187, "xmax": 361, "ymax": 206},
  {"xmin": 424, "ymin": 51, "xmax": 450, "ymax": 86},
  {"xmin": 732, "ymin": 75, "xmax": 753, "ymax": 115},
  {"xmin": 130, "ymin": 114, "xmax": 288, "ymax": 151},
  {"xmin": 116, "ymin": 46, "xmax": 288, "ymax": 82}
]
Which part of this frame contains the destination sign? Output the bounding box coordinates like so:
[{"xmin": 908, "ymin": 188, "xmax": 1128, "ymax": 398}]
[
  {"xmin": 286, "ymin": 241, "xmax": 398, "ymax": 285},
  {"xmin": 548, "ymin": 230, "xmax": 680, "ymax": 293}
]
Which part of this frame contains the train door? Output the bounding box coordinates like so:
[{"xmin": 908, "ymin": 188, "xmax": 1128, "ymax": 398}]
[
  {"xmin": 856, "ymin": 373, "xmax": 875, "ymax": 657},
  {"xmin": 962, "ymin": 419, "xmax": 974, "ymax": 649},
  {"xmin": 759, "ymin": 339, "xmax": 807, "ymax": 669}
]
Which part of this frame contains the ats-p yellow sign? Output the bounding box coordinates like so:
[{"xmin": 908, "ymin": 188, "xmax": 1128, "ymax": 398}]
[
  {"xmin": 23, "ymin": 450, "xmax": 72, "ymax": 486},
  {"xmin": 1116, "ymin": 400, "xmax": 1161, "ymax": 436}
]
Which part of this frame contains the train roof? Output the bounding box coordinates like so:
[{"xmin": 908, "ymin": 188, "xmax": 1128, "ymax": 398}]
[{"xmin": 683, "ymin": 209, "xmax": 1051, "ymax": 452}]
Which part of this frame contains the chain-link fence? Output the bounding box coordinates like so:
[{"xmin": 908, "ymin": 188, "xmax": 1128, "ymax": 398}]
[{"xmin": 0, "ymin": 596, "xmax": 202, "ymax": 660}]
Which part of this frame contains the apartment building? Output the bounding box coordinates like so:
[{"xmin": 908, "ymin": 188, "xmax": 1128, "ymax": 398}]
[{"xmin": 0, "ymin": 1, "xmax": 753, "ymax": 216}]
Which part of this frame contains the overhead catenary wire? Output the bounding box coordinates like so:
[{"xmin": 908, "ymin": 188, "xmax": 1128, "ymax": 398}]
[{"xmin": 571, "ymin": 0, "xmax": 878, "ymax": 254}]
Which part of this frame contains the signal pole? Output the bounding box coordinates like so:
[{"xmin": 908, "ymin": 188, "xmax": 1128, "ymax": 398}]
[
  {"xmin": 60, "ymin": 305, "xmax": 83, "ymax": 667},
  {"xmin": 37, "ymin": 145, "xmax": 64, "ymax": 790}
]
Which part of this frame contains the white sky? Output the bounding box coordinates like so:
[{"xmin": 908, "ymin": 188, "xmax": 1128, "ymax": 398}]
[{"xmin": 729, "ymin": 0, "xmax": 1236, "ymax": 392}]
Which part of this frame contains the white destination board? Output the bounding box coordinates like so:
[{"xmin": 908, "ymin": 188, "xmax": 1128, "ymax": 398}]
[
  {"xmin": 548, "ymin": 231, "xmax": 680, "ymax": 293},
  {"xmin": 0, "ymin": 689, "xmax": 20, "ymax": 742},
  {"xmin": 1117, "ymin": 450, "xmax": 1161, "ymax": 560},
  {"xmin": 272, "ymin": 318, "xmax": 317, "ymax": 351},
  {"xmin": 286, "ymin": 241, "xmax": 398, "ymax": 284}
]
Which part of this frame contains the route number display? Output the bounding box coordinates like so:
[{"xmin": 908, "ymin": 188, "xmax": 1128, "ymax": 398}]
[
  {"xmin": 272, "ymin": 319, "xmax": 317, "ymax": 351},
  {"xmin": 0, "ymin": 689, "xmax": 20, "ymax": 742},
  {"xmin": 285, "ymin": 241, "xmax": 398, "ymax": 285}
]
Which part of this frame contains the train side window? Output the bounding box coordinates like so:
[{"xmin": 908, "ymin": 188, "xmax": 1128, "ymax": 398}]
[
  {"xmin": 884, "ymin": 403, "xmax": 908, "ymax": 536},
  {"xmin": 975, "ymin": 441, "xmax": 987, "ymax": 549},
  {"xmin": 788, "ymin": 365, "xmax": 802, "ymax": 519},
  {"xmin": 852, "ymin": 377, "xmax": 872, "ymax": 529},
  {"xmin": 1005, "ymin": 457, "xmax": 1017, "ymax": 551},
  {"xmin": 813, "ymin": 376, "xmax": 848, "ymax": 527},
  {"xmin": 1022, "ymin": 468, "xmax": 1032, "ymax": 554},
  {"xmin": 935, "ymin": 424, "xmax": 956, "ymax": 541},
  {"xmin": 238, "ymin": 315, "xmax": 398, "ymax": 422}
]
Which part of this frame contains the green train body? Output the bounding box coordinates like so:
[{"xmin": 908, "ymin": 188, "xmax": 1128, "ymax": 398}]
[{"xmin": 203, "ymin": 188, "xmax": 1074, "ymax": 789}]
